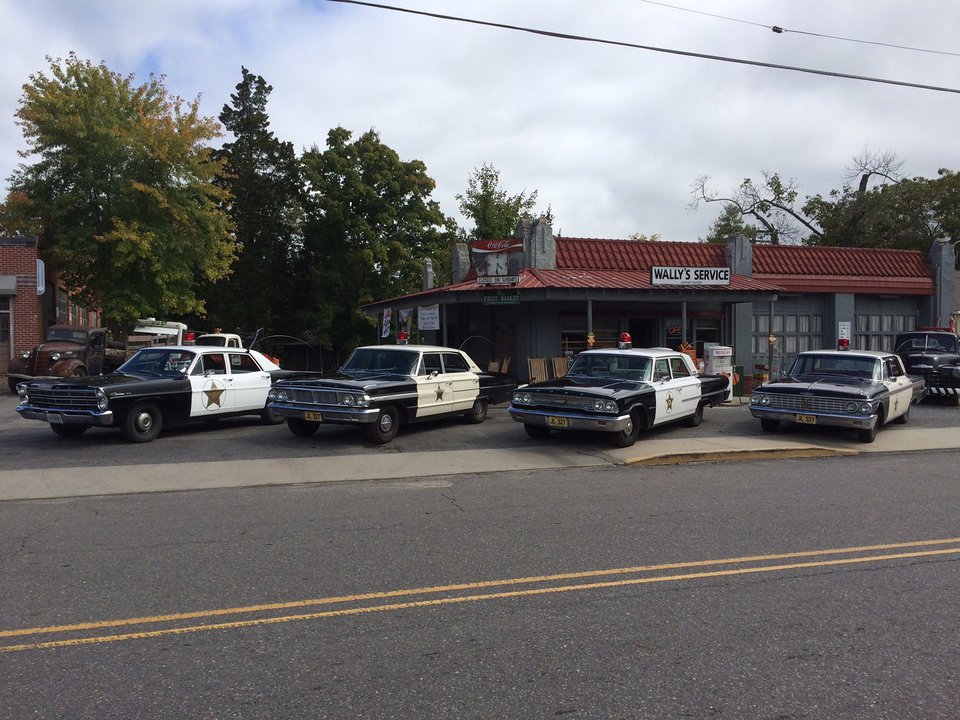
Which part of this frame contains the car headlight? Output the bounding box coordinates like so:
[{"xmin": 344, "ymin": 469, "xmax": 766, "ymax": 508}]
[
  {"xmin": 50, "ymin": 352, "xmax": 61, "ymax": 361},
  {"xmin": 844, "ymin": 401, "xmax": 859, "ymax": 413},
  {"xmin": 751, "ymin": 394, "xmax": 770, "ymax": 405},
  {"xmin": 20, "ymin": 350, "xmax": 30, "ymax": 359},
  {"xmin": 17, "ymin": 384, "xmax": 28, "ymax": 402},
  {"xmin": 513, "ymin": 392, "xmax": 533, "ymax": 405},
  {"xmin": 96, "ymin": 388, "xmax": 108, "ymax": 412},
  {"xmin": 268, "ymin": 388, "xmax": 286, "ymax": 402},
  {"xmin": 356, "ymin": 395, "xmax": 369, "ymax": 407},
  {"xmin": 859, "ymin": 402, "xmax": 873, "ymax": 414},
  {"xmin": 951, "ymin": 367, "xmax": 960, "ymax": 379}
]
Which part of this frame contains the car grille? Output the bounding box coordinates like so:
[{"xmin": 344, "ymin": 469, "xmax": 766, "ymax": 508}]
[
  {"xmin": 25, "ymin": 350, "xmax": 50, "ymax": 375},
  {"xmin": 26, "ymin": 387, "xmax": 100, "ymax": 411},
  {"xmin": 283, "ymin": 387, "xmax": 340, "ymax": 405},
  {"xmin": 909, "ymin": 367, "xmax": 960, "ymax": 389},
  {"xmin": 524, "ymin": 392, "xmax": 598, "ymax": 412},
  {"xmin": 759, "ymin": 393, "xmax": 852, "ymax": 414}
]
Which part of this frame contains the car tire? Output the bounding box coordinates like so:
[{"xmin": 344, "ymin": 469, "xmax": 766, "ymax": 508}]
[
  {"xmin": 893, "ymin": 408, "xmax": 909, "ymax": 425},
  {"xmin": 71, "ymin": 366, "xmax": 87, "ymax": 377},
  {"xmin": 365, "ymin": 406, "xmax": 400, "ymax": 444},
  {"xmin": 950, "ymin": 394, "xmax": 960, "ymax": 408},
  {"xmin": 287, "ymin": 418, "xmax": 320, "ymax": 437},
  {"xmin": 857, "ymin": 410, "xmax": 882, "ymax": 443},
  {"xmin": 760, "ymin": 418, "xmax": 780, "ymax": 432},
  {"xmin": 464, "ymin": 398, "xmax": 488, "ymax": 424},
  {"xmin": 7, "ymin": 378, "xmax": 17, "ymax": 394},
  {"xmin": 121, "ymin": 401, "xmax": 163, "ymax": 443},
  {"xmin": 50, "ymin": 424, "xmax": 88, "ymax": 438},
  {"xmin": 684, "ymin": 402, "xmax": 704, "ymax": 428},
  {"xmin": 523, "ymin": 423, "xmax": 551, "ymax": 439},
  {"xmin": 611, "ymin": 411, "xmax": 641, "ymax": 448}
]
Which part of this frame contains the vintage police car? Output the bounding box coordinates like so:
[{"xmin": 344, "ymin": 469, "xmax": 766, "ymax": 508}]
[
  {"xmin": 266, "ymin": 344, "xmax": 518, "ymax": 443},
  {"xmin": 14, "ymin": 346, "xmax": 287, "ymax": 442},
  {"xmin": 749, "ymin": 349, "xmax": 926, "ymax": 443},
  {"xmin": 508, "ymin": 344, "xmax": 731, "ymax": 448}
]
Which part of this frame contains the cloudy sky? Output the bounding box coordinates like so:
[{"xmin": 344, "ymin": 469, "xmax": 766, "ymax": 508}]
[{"xmin": 1, "ymin": 0, "xmax": 957, "ymax": 242}]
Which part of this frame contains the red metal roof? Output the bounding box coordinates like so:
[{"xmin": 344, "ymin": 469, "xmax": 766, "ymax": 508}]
[
  {"xmin": 557, "ymin": 237, "xmax": 725, "ymax": 270},
  {"xmin": 751, "ymin": 244, "xmax": 934, "ymax": 294}
]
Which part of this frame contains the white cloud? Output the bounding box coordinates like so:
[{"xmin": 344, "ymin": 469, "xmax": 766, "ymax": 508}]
[{"xmin": 2, "ymin": 0, "xmax": 957, "ymax": 242}]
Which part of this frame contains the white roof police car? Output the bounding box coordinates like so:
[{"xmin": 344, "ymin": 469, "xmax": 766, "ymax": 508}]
[{"xmin": 267, "ymin": 344, "xmax": 517, "ymax": 443}]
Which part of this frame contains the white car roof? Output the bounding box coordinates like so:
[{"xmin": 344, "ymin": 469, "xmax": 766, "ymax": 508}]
[
  {"xmin": 799, "ymin": 349, "xmax": 890, "ymax": 359},
  {"xmin": 577, "ymin": 347, "xmax": 682, "ymax": 358},
  {"xmin": 354, "ymin": 344, "xmax": 465, "ymax": 353}
]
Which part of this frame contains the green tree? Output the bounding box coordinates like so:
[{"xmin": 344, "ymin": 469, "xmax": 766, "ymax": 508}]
[
  {"xmin": 298, "ymin": 128, "xmax": 457, "ymax": 350},
  {"xmin": 700, "ymin": 204, "xmax": 758, "ymax": 243},
  {"xmin": 456, "ymin": 163, "xmax": 547, "ymax": 239},
  {"xmin": 3, "ymin": 53, "xmax": 234, "ymax": 323},
  {"xmin": 805, "ymin": 169, "xmax": 959, "ymax": 255},
  {"xmin": 202, "ymin": 67, "xmax": 303, "ymax": 334}
]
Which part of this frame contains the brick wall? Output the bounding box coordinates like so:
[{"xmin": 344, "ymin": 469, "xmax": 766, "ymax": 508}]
[{"xmin": 1, "ymin": 238, "xmax": 43, "ymax": 358}]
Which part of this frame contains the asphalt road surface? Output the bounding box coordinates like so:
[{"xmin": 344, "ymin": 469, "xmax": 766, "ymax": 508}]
[{"xmin": 1, "ymin": 385, "xmax": 959, "ymax": 718}]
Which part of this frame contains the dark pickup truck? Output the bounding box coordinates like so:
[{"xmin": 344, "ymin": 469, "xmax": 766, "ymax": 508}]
[
  {"xmin": 894, "ymin": 330, "xmax": 960, "ymax": 406},
  {"xmin": 6, "ymin": 326, "xmax": 124, "ymax": 392}
]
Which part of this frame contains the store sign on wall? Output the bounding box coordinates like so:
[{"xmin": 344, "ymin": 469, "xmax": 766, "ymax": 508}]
[
  {"xmin": 473, "ymin": 238, "xmax": 523, "ymax": 286},
  {"xmin": 482, "ymin": 292, "xmax": 520, "ymax": 305},
  {"xmin": 651, "ymin": 266, "xmax": 731, "ymax": 286}
]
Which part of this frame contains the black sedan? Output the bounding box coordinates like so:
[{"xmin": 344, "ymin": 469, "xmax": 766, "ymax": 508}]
[
  {"xmin": 267, "ymin": 345, "xmax": 517, "ymax": 443},
  {"xmin": 508, "ymin": 348, "xmax": 731, "ymax": 447},
  {"xmin": 749, "ymin": 349, "xmax": 925, "ymax": 443},
  {"xmin": 14, "ymin": 346, "xmax": 287, "ymax": 442}
]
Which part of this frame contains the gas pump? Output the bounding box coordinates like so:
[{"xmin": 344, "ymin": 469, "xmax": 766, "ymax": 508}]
[{"xmin": 704, "ymin": 345, "xmax": 734, "ymax": 395}]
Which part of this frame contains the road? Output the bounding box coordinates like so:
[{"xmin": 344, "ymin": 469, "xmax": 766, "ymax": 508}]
[{"xmin": 1, "ymin": 392, "xmax": 959, "ymax": 718}]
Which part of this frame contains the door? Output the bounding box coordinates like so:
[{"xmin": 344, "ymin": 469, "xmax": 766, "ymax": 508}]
[
  {"xmin": 0, "ymin": 297, "xmax": 9, "ymax": 378},
  {"xmin": 189, "ymin": 352, "xmax": 233, "ymax": 416},
  {"xmin": 417, "ymin": 352, "xmax": 455, "ymax": 417},
  {"xmin": 227, "ymin": 352, "xmax": 272, "ymax": 411},
  {"xmin": 882, "ymin": 356, "xmax": 913, "ymax": 421},
  {"xmin": 442, "ymin": 351, "xmax": 480, "ymax": 411},
  {"xmin": 86, "ymin": 330, "xmax": 107, "ymax": 374},
  {"xmin": 651, "ymin": 357, "xmax": 699, "ymax": 425}
]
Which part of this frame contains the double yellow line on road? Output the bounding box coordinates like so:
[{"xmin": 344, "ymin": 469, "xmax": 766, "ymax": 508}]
[{"xmin": 4, "ymin": 537, "xmax": 959, "ymax": 653}]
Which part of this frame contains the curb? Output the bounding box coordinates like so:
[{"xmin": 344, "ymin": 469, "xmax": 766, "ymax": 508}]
[{"xmin": 624, "ymin": 446, "xmax": 859, "ymax": 466}]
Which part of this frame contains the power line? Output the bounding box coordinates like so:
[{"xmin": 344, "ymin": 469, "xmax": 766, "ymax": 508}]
[
  {"xmin": 325, "ymin": 0, "xmax": 960, "ymax": 94},
  {"xmin": 636, "ymin": 0, "xmax": 960, "ymax": 57}
]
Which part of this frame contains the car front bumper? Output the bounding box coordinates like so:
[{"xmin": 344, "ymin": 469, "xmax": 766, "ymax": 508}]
[
  {"xmin": 16, "ymin": 405, "xmax": 115, "ymax": 427},
  {"xmin": 749, "ymin": 406, "xmax": 878, "ymax": 430},
  {"xmin": 508, "ymin": 407, "xmax": 632, "ymax": 432},
  {"xmin": 268, "ymin": 403, "xmax": 381, "ymax": 425}
]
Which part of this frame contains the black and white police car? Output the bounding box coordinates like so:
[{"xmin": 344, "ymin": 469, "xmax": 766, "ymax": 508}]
[{"xmin": 267, "ymin": 344, "xmax": 518, "ymax": 443}]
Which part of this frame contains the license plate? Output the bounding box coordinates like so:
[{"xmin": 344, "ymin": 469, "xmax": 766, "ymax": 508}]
[
  {"xmin": 304, "ymin": 411, "xmax": 323, "ymax": 422},
  {"xmin": 547, "ymin": 416, "xmax": 569, "ymax": 428},
  {"xmin": 795, "ymin": 414, "xmax": 817, "ymax": 425},
  {"xmin": 48, "ymin": 413, "xmax": 64, "ymax": 424}
]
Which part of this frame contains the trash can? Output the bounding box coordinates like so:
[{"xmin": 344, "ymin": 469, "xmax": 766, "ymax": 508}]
[{"xmin": 732, "ymin": 365, "xmax": 744, "ymax": 396}]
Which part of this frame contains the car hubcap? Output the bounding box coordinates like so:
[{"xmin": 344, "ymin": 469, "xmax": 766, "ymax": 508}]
[
  {"xmin": 380, "ymin": 414, "xmax": 393, "ymax": 432},
  {"xmin": 137, "ymin": 413, "xmax": 153, "ymax": 432}
]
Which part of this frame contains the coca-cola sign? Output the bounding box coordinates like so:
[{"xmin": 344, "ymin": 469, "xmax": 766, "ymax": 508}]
[{"xmin": 471, "ymin": 239, "xmax": 524, "ymax": 253}]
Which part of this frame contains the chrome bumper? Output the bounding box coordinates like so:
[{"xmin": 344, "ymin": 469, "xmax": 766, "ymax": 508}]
[
  {"xmin": 16, "ymin": 405, "xmax": 115, "ymax": 427},
  {"xmin": 508, "ymin": 407, "xmax": 632, "ymax": 432},
  {"xmin": 268, "ymin": 403, "xmax": 380, "ymax": 425},
  {"xmin": 749, "ymin": 407, "xmax": 877, "ymax": 430}
]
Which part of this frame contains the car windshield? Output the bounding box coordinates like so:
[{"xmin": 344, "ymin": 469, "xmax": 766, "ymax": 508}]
[
  {"xmin": 895, "ymin": 333, "xmax": 959, "ymax": 353},
  {"xmin": 341, "ymin": 348, "xmax": 419, "ymax": 375},
  {"xmin": 568, "ymin": 353, "xmax": 652, "ymax": 381},
  {"xmin": 119, "ymin": 348, "xmax": 196, "ymax": 376},
  {"xmin": 46, "ymin": 328, "xmax": 88, "ymax": 343},
  {"xmin": 789, "ymin": 354, "xmax": 879, "ymax": 380}
]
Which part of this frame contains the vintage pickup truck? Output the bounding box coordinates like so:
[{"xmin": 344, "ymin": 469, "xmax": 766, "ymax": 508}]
[{"xmin": 7, "ymin": 319, "xmax": 196, "ymax": 392}]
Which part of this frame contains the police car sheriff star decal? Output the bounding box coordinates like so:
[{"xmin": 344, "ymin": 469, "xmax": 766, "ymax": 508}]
[
  {"xmin": 203, "ymin": 381, "xmax": 225, "ymax": 409},
  {"xmin": 435, "ymin": 385, "xmax": 445, "ymax": 401},
  {"xmin": 666, "ymin": 392, "xmax": 674, "ymax": 412}
]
